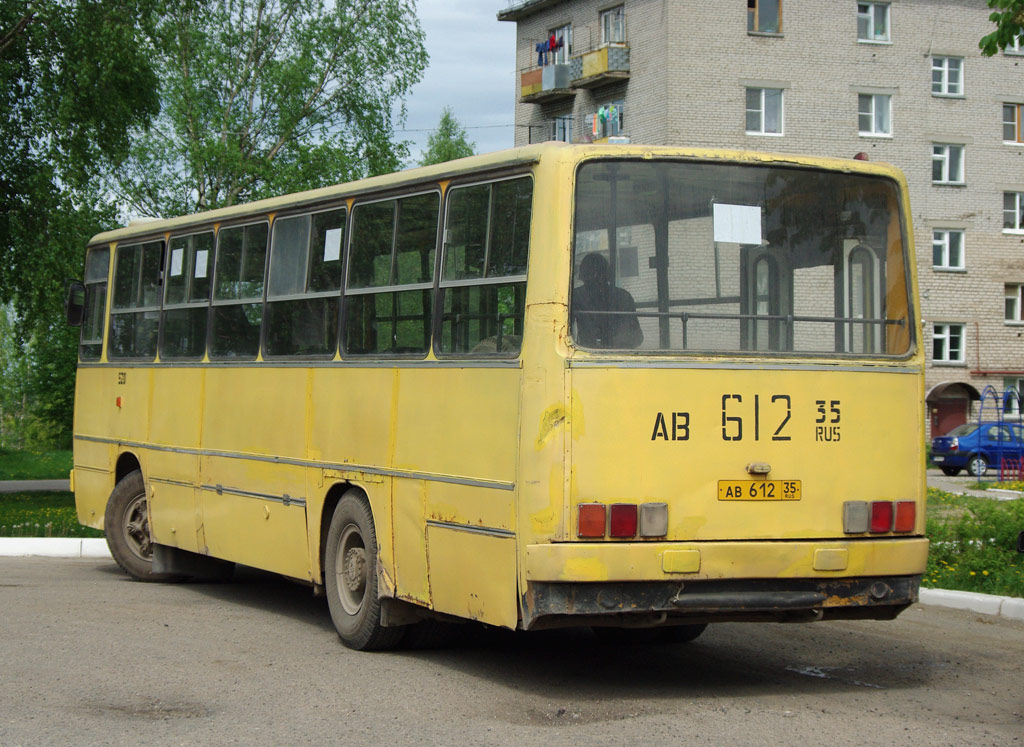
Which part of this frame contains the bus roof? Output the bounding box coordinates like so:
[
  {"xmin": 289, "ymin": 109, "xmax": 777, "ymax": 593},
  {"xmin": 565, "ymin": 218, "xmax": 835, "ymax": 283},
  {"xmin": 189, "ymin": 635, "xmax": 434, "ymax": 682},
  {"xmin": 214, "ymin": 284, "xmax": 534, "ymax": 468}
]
[{"xmin": 88, "ymin": 142, "xmax": 905, "ymax": 246}]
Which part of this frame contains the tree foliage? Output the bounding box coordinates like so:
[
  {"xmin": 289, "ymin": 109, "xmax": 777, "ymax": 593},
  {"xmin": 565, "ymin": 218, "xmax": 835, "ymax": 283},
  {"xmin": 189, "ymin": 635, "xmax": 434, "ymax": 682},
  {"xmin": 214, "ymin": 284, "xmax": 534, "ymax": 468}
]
[
  {"xmin": 980, "ymin": 0, "xmax": 1024, "ymax": 55},
  {"xmin": 420, "ymin": 107, "xmax": 475, "ymax": 166},
  {"xmin": 1, "ymin": 1, "xmax": 161, "ymax": 447},
  {"xmin": 116, "ymin": 0, "xmax": 428, "ymax": 217}
]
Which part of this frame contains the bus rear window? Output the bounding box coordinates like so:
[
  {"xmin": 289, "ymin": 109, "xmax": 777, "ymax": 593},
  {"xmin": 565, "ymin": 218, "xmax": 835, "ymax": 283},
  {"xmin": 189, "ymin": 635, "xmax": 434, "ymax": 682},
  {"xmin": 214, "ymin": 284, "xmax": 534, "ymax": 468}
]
[{"xmin": 571, "ymin": 160, "xmax": 913, "ymax": 357}]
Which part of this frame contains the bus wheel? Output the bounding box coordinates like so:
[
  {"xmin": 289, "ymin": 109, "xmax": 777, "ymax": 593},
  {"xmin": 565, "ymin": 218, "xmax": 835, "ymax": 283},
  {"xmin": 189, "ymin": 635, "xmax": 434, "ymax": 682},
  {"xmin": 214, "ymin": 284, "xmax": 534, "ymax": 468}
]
[
  {"xmin": 103, "ymin": 470, "xmax": 181, "ymax": 582},
  {"xmin": 325, "ymin": 491, "xmax": 404, "ymax": 651}
]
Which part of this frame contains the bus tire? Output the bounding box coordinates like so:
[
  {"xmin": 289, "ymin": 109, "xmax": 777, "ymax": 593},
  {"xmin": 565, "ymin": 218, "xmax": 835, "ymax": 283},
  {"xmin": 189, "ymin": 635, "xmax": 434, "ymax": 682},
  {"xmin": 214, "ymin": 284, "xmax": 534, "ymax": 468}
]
[
  {"xmin": 103, "ymin": 470, "xmax": 183, "ymax": 582},
  {"xmin": 324, "ymin": 490, "xmax": 404, "ymax": 651}
]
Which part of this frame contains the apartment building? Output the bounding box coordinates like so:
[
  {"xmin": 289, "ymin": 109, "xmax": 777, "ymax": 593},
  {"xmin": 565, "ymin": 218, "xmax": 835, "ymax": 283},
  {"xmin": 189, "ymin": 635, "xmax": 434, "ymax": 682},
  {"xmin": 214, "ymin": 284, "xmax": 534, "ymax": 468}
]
[{"xmin": 498, "ymin": 0, "xmax": 1024, "ymax": 435}]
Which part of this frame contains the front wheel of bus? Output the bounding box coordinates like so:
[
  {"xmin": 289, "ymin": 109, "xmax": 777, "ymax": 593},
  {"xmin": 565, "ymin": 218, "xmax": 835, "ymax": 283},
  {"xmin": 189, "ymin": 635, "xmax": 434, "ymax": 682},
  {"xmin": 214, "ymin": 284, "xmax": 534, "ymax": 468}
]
[
  {"xmin": 103, "ymin": 470, "xmax": 182, "ymax": 582},
  {"xmin": 325, "ymin": 491, "xmax": 404, "ymax": 651}
]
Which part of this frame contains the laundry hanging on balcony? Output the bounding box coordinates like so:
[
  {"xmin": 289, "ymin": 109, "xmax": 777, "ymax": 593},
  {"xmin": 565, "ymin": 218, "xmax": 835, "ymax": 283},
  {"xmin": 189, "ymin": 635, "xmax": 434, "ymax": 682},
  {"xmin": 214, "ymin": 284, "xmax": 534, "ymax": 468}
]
[{"xmin": 536, "ymin": 35, "xmax": 565, "ymax": 66}]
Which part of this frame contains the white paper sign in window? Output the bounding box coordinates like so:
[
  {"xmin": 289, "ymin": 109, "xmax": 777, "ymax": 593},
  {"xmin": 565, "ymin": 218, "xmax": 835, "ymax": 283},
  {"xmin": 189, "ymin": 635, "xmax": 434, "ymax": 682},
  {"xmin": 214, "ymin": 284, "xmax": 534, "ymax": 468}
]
[
  {"xmin": 324, "ymin": 228, "xmax": 342, "ymax": 262},
  {"xmin": 713, "ymin": 203, "xmax": 763, "ymax": 245},
  {"xmin": 195, "ymin": 249, "xmax": 209, "ymax": 278},
  {"xmin": 170, "ymin": 247, "xmax": 184, "ymax": 276}
]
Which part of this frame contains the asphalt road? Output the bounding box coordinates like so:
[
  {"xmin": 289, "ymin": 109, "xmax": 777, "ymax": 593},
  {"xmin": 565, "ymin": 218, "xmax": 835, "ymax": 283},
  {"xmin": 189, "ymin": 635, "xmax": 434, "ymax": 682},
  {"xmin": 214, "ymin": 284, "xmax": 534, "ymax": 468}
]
[{"xmin": 1, "ymin": 559, "xmax": 1022, "ymax": 746}]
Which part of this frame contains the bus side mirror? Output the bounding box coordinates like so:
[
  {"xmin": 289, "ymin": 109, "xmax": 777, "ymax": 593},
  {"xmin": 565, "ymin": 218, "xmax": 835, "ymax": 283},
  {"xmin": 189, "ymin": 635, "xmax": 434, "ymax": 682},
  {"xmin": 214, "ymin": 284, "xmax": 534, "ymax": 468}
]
[{"xmin": 65, "ymin": 280, "xmax": 86, "ymax": 327}]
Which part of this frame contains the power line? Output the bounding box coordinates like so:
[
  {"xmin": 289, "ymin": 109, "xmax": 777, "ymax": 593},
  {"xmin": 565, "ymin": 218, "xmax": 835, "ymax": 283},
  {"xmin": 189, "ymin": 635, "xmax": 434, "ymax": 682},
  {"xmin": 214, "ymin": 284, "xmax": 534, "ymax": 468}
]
[{"xmin": 394, "ymin": 123, "xmax": 519, "ymax": 133}]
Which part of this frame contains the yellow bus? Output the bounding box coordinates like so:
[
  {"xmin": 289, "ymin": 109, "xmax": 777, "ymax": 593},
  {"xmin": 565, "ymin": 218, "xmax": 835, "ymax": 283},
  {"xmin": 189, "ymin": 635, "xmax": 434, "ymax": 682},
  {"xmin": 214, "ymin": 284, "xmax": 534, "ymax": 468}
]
[{"xmin": 66, "ymin": 143, "xmax": 927, "ymax": 649}]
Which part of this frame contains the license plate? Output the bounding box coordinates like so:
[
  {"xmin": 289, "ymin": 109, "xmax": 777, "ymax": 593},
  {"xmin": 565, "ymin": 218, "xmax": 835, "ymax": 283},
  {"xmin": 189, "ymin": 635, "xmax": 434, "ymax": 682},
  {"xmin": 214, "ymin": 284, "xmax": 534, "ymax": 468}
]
[
  {"xmin": 718, "ymin": 480, "xmax": 801, "ymax": 501},
  {"xmin": 932, "ymin": 456, "xmax": 944, "ymax": 462}
]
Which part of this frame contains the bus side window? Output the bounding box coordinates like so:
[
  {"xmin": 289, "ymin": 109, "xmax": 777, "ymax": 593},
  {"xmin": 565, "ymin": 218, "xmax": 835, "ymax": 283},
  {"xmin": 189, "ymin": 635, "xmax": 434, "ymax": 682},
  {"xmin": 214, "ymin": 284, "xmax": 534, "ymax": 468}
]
[
  {"xmin": 264, "ymin": 208, "xmax": 344, "ymax": 358},
  {"xmin": 80, "ymin": 247, "xmax": 110, "ymax": 361},
  {"xmin": 161, "ymin": 231, "xmax": 214, "ymax": 360},
  {"xmin": 438, "ymin": 176, "xmax": 532, "ymax": 356},
  {"xmin": 343, "ymin": 192, "xmax": 439, "ymax": 356},
  {"xmin": 108, "ymin": 240, "xmax": 163, "ymax": 360},
  {"xmin": 210, "ymin": 222, "xmax": 268, "ymax": 360}
]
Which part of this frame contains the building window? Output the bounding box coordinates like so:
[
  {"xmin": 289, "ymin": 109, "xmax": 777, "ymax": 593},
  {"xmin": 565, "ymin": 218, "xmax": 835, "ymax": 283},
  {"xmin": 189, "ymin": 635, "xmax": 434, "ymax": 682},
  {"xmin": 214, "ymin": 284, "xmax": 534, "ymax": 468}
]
[
  {"xmin": 745, "ymin": 87, "xmax": 783, "ymax": 135},
  {"xmin": 600, "ymin": 6, "xmax": 625, "ymax": 44},
  {"xmin": 1004, "ymin": 376, "xmax": 1024, "ymax": 415},
  {"xmin": 1006, "ymin": 284, "xmax": 1024, "ymax": 323},
  {"xmin": 857, "ymin": 3, "xmax": 890, "ymax": 42},
  {"xmin": 550, "ymin": 115, "xmax": 573, "ymax": 143},
  {"xmin": 858, "ymin": 93, "xmax": 891, "ymax": 136},
  {"xmin": 588, "ymin": 101, "xmax": 624, "ymax": 139},
  {"xmin": 1005, "ymin": 192, "xmax": 1024, "ymax": 232},
  {"xmin": 932, "ymin": 230, "xmax": 964, "ymax": 270},
  {"xmin": 932, "ymin": 323, "xmax": 964, "ymax": 363},
  {"xmin": 748, "ymin": 0, "xmax": 781, "ymax": 33},
  {"xmin": 932, "ymin": 144, "xmax": 964, "ymax": 184},
  {"xmin": 931, "ymin": 57, "xmax": 963, "ymax": 96},
  {"xmin": 1006, "ymin": 34, "xmax": 1023, "ymax": 55},
  {"xmin": 1004, "ymin": 104, "xmax": 1023, "ymax": 143},
  {"xmin": 549, "ymin": 23, "xmax": 572, "ymax": 64}
]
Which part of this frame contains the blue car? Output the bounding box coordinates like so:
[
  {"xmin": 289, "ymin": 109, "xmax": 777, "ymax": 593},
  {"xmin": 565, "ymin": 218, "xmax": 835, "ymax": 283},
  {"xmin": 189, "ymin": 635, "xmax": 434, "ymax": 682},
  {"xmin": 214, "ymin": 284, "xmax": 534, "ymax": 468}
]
[{"xmin": 931, "ymin": 422, "xmax": 1024, "ymax": 476}]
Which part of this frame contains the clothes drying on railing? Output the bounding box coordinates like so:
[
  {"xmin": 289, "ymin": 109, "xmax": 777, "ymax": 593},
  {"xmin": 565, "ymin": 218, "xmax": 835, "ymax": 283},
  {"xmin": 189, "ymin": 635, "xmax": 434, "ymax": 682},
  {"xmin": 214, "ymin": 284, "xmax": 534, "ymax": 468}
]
[{"xmin": 536, "ymin": 35, "xmax": 565, "ymax": 66}]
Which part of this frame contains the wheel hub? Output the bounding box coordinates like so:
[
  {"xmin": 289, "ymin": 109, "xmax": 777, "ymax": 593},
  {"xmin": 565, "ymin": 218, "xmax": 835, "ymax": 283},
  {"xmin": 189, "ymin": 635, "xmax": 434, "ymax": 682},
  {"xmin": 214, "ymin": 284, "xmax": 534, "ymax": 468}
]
[{"xmin": 343, "ymin": 547, "xmax": 366, "ymax": 593}]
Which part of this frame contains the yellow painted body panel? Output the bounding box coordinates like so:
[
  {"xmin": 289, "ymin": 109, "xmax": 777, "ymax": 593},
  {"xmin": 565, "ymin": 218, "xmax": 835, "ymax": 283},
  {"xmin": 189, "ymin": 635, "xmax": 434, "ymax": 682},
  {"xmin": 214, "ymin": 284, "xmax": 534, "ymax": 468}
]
[
  {"xmin": 426, "ymin": 527, "xmax": 517, "ymax": 627},
  {"xmin": 71, "ymin": 144, "xmax": 925, "ymax": 631},
  {"xmin": 568, "ymin": 366, "xmax": 924, "ymax": 541},
  {"xmin": 525, "ymin": 538, "xmax": 929, "ymax": 582}
]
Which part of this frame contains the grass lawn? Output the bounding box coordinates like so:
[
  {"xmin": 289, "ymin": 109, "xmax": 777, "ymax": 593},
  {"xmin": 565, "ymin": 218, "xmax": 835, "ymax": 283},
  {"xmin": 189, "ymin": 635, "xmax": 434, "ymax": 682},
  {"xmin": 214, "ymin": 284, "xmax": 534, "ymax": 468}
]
[
  {"xmin": 924, "ymin": 487, "xmax": 1024, "ymax": 598},
  {"xmin": 0, "ymin": 491, "xmax": 103, "ymax": 538},
  {"xmin": 0, "ymin": 448, "xmax": 73, "ymax": 480}
]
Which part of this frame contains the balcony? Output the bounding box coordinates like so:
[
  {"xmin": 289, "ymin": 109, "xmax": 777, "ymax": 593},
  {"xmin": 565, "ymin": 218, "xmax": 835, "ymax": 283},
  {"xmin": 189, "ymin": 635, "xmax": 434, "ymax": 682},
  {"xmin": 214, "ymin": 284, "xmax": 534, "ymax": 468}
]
[
  {"xmin": 519, "ymin": 62, "xmax": 575, "ymax": 104},
  {"xmin": 570, "ymin": 45, "xmax": 630, "ymax": 89}
]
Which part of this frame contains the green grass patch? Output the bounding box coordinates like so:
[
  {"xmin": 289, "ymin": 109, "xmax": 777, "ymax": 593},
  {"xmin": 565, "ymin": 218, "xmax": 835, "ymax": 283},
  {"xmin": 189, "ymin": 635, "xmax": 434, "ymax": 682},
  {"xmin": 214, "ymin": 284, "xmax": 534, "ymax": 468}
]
[
  {"xmin": 0, "ymin": 491, "xmax": 103, "ymax": 538},
  {"xmin": 0, "ymin": 448, "xmax": 72, "ymax": 480},
  {"xmin": 924, "ymin": 488, "xmax": 1024, "ymax": 598}
]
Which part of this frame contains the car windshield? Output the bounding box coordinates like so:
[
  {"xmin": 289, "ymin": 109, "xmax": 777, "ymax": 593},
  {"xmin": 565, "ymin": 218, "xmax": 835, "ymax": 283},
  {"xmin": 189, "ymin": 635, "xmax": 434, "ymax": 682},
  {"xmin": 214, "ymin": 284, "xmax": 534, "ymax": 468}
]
[
  {"xmin": 944, "ymin": 424, "xmax": 977, "ymax": 437},
  {"xmin": 571, "ymin": 159, "xmax": 913, "ymax": 356}
]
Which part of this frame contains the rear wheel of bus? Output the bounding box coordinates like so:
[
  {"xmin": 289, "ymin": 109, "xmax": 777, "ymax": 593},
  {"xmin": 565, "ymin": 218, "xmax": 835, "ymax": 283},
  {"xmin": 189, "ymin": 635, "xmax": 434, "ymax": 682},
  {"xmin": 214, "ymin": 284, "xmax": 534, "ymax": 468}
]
[
  {"xmin": 103, "ymin": 470, "xmax": 182, "ymax": 582},
  {"xmin": 325, "ymin": 490, "xmax": 404, "ymax": 650}
]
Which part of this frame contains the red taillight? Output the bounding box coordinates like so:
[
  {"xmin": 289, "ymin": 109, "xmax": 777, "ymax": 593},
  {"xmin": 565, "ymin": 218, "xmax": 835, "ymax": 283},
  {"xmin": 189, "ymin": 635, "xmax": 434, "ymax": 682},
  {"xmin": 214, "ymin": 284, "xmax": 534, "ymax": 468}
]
[
  {"xmin": 894, "ymin": 501, "xmax": 916, "ymax": 532},
  {"xmin": 578, "ymin": 503, "xmax": 606, "ymax": 538},
  {"xmin": 609, "ymin": 504, "xmax": 638, "ymax": 538},
  {"xmin": 950, "ymin": 437, "xmax": 959, "ymax": 452},
  {"xmin": 869, "ymin": 501, "xmax": 893, "ymax": 533}
]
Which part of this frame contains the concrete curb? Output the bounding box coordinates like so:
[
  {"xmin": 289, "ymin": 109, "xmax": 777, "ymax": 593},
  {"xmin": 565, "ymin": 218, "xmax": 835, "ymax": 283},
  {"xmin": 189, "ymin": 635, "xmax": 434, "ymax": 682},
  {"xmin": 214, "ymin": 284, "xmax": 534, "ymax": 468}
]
[
  {"xmin": 917, "ymin": 588, "xmax": 1024, "ymax": 622},
  {"xmin": 0, "ymin": 539, "xmax": 1021, "ymax": 622},
  {"xmin": 0, "ymin": 538, "xmax": 111, "ymax": 559}
]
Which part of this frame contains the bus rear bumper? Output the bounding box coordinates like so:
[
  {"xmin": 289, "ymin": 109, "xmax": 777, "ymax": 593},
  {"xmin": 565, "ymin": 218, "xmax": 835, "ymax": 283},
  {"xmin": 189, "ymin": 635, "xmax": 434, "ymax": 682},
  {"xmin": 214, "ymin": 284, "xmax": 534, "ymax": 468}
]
[
  {"xmin": 520, "ymin": 538, "xmax": 928, "ymax": 629},
  {"xmin": 522, "ymin": 575, "xmax": 921, "ymax": 629}
]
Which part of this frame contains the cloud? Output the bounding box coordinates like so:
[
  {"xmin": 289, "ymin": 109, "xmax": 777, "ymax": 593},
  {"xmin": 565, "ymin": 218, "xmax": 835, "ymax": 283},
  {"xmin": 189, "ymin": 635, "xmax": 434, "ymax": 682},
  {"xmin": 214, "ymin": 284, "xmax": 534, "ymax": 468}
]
[{"xmin": 398, "ymin": 1, "xmax": 517, "ymax": 163}]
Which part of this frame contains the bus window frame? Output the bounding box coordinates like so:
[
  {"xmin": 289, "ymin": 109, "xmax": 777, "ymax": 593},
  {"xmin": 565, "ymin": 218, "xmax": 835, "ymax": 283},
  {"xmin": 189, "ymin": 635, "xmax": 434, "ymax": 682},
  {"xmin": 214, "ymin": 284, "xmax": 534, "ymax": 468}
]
[
  {"xmin": 567, "ymin": 156, "xmax": 917, "ymax": 361},
  {"xmin": 107, "ymin": 236, "xmax": 166, "ymax": 362},
  {"xmin": 159, "ymin": 228, "xmax": 216, "ymax": 362},
  {"xmin": 261, "ymin": 202, "xmax": 348, "ymax": 361},
  {"xmin": 434, "ymin": 171, "xmax": 534, "ymax": 359},
  {"xmin": 341, "ymin": 187, "xmax": 442, "ymax": 359},
  {"xmin": 208, "ymin": 217, "xmax": 271, "ymax": 362},
  {"xmin": 79, "ymin": 245, "xmax": 111, "ymax": 361}
]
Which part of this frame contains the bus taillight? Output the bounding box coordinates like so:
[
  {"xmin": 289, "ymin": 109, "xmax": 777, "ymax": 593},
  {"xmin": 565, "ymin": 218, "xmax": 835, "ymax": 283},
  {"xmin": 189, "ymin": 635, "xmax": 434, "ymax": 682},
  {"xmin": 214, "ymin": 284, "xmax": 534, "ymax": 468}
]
[
  {"xmin": 578, "ymin": 503, "xmax": 606, "ymax": 538},
  {"xmin": 609, "ymin": 504, "xmax": 638, "ymax": 537},
  {"xmin": 870, "ymin": 501, "xmax": 894, "ymax": 533},
  {"xmin": 893, "ymin": 501, "xmax": 916, "ymax": 532}
]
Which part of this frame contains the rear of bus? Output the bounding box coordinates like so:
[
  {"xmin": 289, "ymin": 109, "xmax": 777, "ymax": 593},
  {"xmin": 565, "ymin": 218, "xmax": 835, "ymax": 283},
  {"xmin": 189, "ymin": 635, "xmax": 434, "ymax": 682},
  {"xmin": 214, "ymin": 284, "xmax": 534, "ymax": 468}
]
[{"xmin": 521, "ymin": 149, "xmax": 926, "ymax": 631}]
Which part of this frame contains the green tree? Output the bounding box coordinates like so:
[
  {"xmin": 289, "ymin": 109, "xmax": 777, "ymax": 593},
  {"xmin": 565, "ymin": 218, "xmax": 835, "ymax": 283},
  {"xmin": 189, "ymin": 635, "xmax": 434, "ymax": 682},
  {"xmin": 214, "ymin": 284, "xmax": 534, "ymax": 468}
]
[
  {"xmin": 420, "ymin": 107, "xmax": 475, "ymax": 166},
  {"xmin": 1, "ymin": 1, "xmax": 161, "ymax": 447},
  {"xmin": 980, "ymin": 0, "xmax": 1024, "ymax": 55},
  {"xmin": 115, "ymin": 0, "xmax": 428, "ymax": 218}
]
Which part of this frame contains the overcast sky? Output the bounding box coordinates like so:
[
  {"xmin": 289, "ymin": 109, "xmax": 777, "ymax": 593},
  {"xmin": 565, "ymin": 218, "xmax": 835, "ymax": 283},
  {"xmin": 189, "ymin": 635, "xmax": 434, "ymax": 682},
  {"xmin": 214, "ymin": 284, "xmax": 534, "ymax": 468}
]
[{"xmin": 399, "ymin": 1, "xmax": 518, "ymax": 165}]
